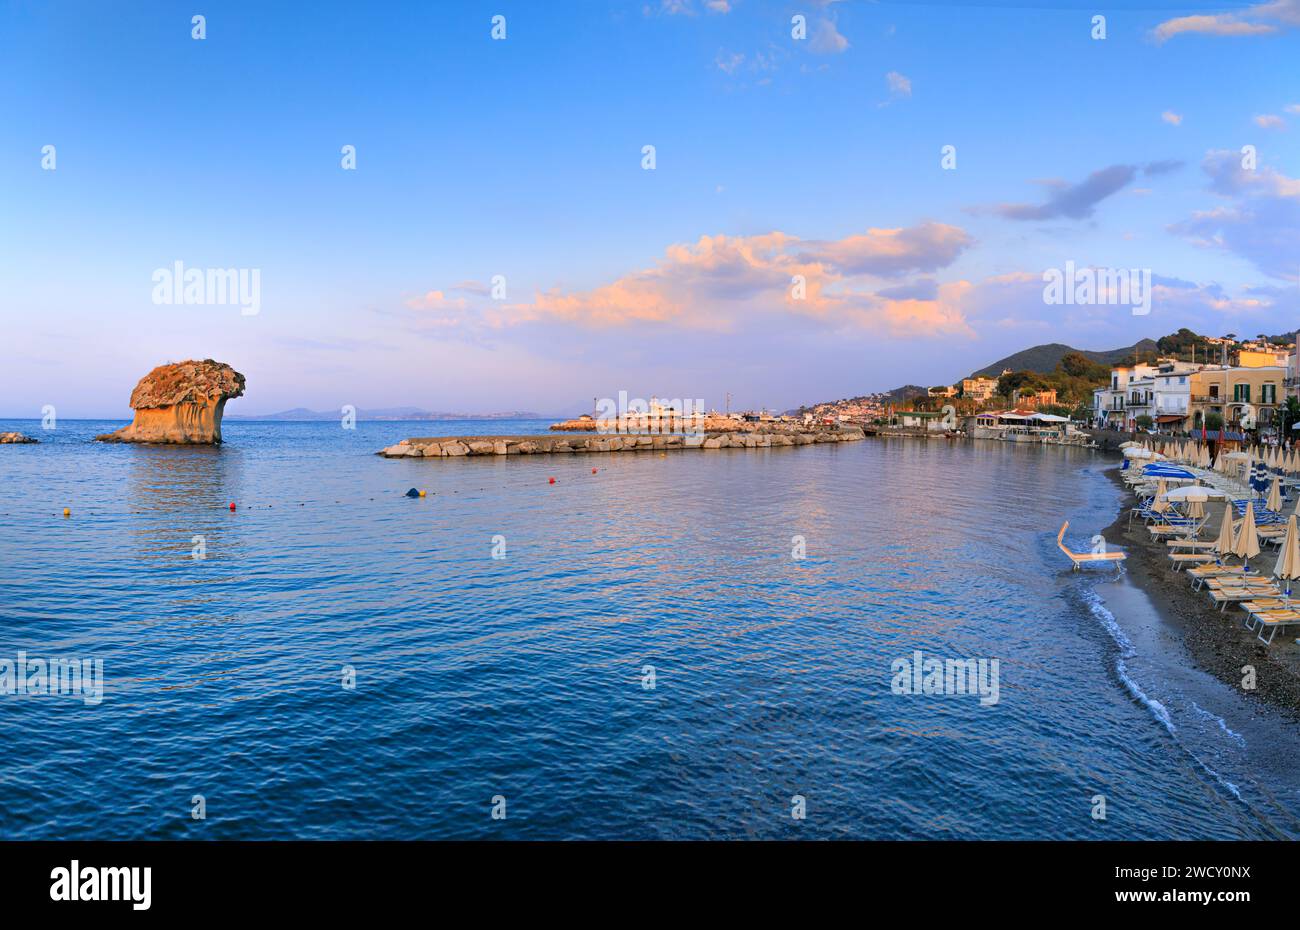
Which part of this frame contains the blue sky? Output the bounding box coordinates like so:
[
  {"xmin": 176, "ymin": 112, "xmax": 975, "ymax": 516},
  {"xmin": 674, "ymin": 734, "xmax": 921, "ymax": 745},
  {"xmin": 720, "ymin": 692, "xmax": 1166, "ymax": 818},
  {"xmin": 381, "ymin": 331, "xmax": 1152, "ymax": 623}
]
[{"xmin": 1, "ymin": 0, "xmax": 1297, "ymax": 416}]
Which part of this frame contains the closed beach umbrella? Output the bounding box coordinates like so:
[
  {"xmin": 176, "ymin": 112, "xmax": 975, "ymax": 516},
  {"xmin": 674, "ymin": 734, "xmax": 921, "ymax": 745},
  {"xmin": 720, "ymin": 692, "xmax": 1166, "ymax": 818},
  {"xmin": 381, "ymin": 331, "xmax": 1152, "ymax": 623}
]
[
  {"xmin": 1214, "ymin": 503, "xmax": 1236, "ymax": 557},
  {"xmin": 1201, "ymin": 444, "xmax": 1212, "ymax": 468},
  {"xmin": 1276, "ymin": 515, "xmax": 1300, "ymax": 600},
  {"xmin": 1151, "ymin": 478, "xmax": 1169, "ymax": 513},
  {"xmin": 1188, "ymin": 498, "xmax": 1205, "ymax": 520},
  {"xmin": 1234, "ymin": 502, "xmax": 1261, "ymax": 569},
  {"xmin": 1268, "ymin": 475, "xmax": 1284, "ymax": 513}
]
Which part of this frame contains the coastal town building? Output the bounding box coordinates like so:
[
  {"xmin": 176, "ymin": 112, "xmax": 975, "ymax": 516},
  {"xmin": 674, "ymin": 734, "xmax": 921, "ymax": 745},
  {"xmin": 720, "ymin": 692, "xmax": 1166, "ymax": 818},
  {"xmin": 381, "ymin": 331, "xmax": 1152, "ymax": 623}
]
[
  {"xmin": 1022, "ymin": 388, "xmax": 1058, "ymax": 409},
  {"xmin": 1093, "ymin": 361, "xmax": 1159, "ymax": 429},
  {"xmin": 1189, "ymin": 365, "xmax": 1284, "ymax": 432},
  {"xmin": 1093, "ymin": 359, "xmax": 1200, "ymax": 430},
  {"xmin": 961, "ymin": 375, "xmax": 1002, "ymax": 404}
]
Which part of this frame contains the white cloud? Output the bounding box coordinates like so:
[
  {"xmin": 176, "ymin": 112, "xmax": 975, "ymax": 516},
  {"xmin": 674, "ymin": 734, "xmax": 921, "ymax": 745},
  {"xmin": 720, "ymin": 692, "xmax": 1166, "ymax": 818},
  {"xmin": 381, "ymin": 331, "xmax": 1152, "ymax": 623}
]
[
  {"xmin": 886, "ymin": 71, "xmax": 912, "ymax": 98},
  {"xmin": 1168, "ymin": 149, "xmax": 1300, "ymax": 281},
  {"xmin": 1254, "ymin": 113, "xmax": 1286, "ymax": 129},
  {"xmin": 809, "ymin": 19, "xmax": 849, "ymax": 54},
  {"xmin": 1161, "ymin": 110, "xmax": 1183, "ymax": 125}
]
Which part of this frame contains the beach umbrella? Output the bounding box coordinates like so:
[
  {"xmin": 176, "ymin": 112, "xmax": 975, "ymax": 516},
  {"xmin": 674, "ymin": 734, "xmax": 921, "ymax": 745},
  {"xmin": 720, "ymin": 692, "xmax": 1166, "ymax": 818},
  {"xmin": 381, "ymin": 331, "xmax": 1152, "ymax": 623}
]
[
  {"xmin": 1119, "ymin": 440, "xmax": 1142, "ymax": 449},
  {"xmin": 1268, "ymin": 475, "xmax": 1284, "ymax": 513},
  {"xmin": 1200, "ymin": 444, "xmax": 1212, "ymax": 468},
  {"xmin": 1151, "ymin": 479, "xmax": 1169, "ymax": 513},
  {"xmin": 1233, "ymin": 502, "xmax": 1261, "ymax": 570},
  {"xmin": 1188, "ymin": 498, "xmax": 1206, "ymax": 520},
  {"xmin": 1275, "ymin": 515, "xmax": 1300, "ymax": 600},
  {"xmin": 1163, "ymin": 485, "xmax": 1218, "ymax": 501},
  {"xmin": 1214, "ymin": 503, "xmax": 1237, "ymax": 557}
]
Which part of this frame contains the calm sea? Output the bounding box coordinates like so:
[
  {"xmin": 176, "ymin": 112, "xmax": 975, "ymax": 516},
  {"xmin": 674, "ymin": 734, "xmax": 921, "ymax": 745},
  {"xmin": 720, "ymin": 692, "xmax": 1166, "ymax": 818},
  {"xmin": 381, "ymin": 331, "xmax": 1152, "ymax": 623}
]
[{"xmin": 3, "ymin": 418, "xmax": 1300, "ymax": 839}]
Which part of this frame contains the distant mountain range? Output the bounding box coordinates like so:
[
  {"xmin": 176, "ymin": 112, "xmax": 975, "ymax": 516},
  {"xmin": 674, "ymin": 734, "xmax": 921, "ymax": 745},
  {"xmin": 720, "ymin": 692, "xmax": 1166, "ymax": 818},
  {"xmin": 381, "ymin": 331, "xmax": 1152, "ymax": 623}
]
[
  {"xmin": 967, "ymin": 339, "xmax": 1160, "ymax": 379},
  {"xmin": 227, "ymin": 407, "xmax": 549, "ymax": 421}
]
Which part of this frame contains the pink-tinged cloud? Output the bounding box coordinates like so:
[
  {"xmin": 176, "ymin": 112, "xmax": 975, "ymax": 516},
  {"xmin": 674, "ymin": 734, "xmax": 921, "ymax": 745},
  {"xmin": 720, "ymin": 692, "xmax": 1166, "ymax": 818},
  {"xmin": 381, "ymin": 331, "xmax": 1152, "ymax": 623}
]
[
  {"xmin": 1161, "ymin": 110, "xmax": 1183, "ymax": 125},
  {"xmin": 405, "ymin": 289, "xmax": 467, "ymax": 312},
  {"xmin": 1152, "ymin": 1, "xmax": 1300, "ymax": 42},
  {"xmin": 809, "ymin": 18, "xmax": 849, "ymax": 54},
  {"xmin": 1254, "ymin": 113, "xmax": 1286, "ymax": 129},
  {"xmin": 798, "ymin": 223, "xmax": 972, "ymax": 275},
  {"xmin": 491, "ymin": 224, "xmax": 976, "ymax": 335}
]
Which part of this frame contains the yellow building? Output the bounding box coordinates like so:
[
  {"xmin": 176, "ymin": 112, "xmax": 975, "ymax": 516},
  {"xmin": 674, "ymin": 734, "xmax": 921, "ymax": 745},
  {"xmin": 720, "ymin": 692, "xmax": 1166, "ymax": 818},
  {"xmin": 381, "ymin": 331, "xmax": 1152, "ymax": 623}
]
[
  {"xmin": 961, "ymin": 377, "xmax": 999, "ymax": 403},
  {"xmin": 1238, "ymin": 347, "xmax": 1290, "ymax": 368},
  {"xmin": 1189, "ymin": 366, "xmax": 1284, "ymax": 431}
]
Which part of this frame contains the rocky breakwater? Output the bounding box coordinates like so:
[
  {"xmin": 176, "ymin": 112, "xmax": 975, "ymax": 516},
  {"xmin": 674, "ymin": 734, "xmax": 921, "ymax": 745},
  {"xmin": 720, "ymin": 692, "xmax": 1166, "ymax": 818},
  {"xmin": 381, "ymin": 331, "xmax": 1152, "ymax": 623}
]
[
  {"xmin": 0, "ymin": 432, "xmax": 38, "ymax": 444},
  {"xmin": 379, "ymin": 427, "xmax": 865, "ymax": 459},
  {"xmin": 96, "ymin": 359, "xmax": 246, "ymax": 444}
]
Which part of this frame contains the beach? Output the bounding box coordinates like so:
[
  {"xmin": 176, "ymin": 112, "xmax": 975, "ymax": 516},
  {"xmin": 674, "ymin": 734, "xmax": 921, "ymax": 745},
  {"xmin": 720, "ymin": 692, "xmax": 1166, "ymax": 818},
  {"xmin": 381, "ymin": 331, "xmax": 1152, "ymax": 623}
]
[{"xmin": 1102, "ymin": 466, "xmax": 1300, "ymax": 718}]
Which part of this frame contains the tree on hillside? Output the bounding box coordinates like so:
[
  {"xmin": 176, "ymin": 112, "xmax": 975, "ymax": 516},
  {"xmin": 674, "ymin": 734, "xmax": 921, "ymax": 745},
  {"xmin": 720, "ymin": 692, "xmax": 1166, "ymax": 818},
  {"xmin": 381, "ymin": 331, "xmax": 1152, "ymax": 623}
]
[
  {"xmin": 997, "ymin": 370, "xmax": 1048, "ymax": 397},
  {"xmin": 1059, "ymin": 352, "xmax": 1092, "ymax": 377}
]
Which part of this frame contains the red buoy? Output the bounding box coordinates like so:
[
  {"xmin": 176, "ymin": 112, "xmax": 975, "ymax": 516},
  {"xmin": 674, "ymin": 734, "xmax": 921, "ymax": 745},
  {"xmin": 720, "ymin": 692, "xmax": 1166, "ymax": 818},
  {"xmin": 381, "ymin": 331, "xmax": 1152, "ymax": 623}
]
[
  {"xmin": 229, "ymin": 502, "xmax": 237, "ymax": 511},
  {"xmin": 548, "ymin": 477, "xmax": 556, "ymax": 485},
  {"xmin": 592, "ymin": 468, "xmax": 598, "ymax": 474}
]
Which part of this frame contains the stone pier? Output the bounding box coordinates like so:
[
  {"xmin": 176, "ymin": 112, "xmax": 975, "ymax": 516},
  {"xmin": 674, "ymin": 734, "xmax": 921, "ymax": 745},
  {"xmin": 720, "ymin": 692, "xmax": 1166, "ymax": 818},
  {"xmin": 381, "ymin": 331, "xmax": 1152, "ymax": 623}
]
[{"xmin": 378, "ymin": 427, "xmax": 865, "ymax": 458}]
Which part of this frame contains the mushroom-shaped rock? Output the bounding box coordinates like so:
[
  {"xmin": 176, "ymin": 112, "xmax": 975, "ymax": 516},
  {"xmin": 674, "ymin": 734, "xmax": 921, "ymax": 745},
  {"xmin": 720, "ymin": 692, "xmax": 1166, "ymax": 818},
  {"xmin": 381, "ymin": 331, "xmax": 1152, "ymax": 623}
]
[{"xmin": 96, "ymin": 359, "xmax": 246, "ymax": 444}]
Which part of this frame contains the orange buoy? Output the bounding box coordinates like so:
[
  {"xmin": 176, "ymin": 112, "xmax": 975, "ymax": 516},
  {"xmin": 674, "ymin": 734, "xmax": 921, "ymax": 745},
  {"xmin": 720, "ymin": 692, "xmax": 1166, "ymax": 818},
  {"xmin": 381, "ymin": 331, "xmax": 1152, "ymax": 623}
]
[
  {"xmin": 229, "ymin": 502, "xmax": 236, "ymax": 511},
  {"xmin": 548, "ymin": 477, "xmax": 556, "ymax": 485},
  {"xmin": 62, "ymin": 508, "xmax": 70, "ymax": 517}
]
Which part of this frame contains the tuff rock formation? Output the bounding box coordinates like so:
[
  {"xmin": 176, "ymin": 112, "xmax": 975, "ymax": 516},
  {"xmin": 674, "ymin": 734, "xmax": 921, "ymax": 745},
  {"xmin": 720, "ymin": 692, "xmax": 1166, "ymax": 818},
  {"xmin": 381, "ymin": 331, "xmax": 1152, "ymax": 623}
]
[
  {"xmin": 96, "ymin": 359, "xmax": 246, "ymax": 444},
  {"xmin": 0, "ymin": 431, "xmax": 37, "ymax": 444}
]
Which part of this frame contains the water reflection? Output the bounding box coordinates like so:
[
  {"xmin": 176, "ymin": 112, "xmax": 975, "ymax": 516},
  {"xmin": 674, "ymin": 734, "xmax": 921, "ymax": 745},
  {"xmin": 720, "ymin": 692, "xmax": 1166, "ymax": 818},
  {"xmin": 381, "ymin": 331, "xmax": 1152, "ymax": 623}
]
[{"xmin": 125, "ymin": 444, "xmax": 243, "ymax": 566}]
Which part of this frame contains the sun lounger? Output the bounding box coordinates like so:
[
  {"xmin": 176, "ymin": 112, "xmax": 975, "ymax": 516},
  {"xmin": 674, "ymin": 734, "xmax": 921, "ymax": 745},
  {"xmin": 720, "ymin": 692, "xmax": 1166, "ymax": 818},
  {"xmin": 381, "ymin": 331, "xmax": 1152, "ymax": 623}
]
[
  {"xmin": 1169, "ymin": 552, "xmax": 1217, "ymax": 570},
  {"xmin": 1057, "ymin": 521, "xmax": 1124, "ymax": 571},
  {"xmin": 1209, "ymin": 585, "xmax": 1281, "ymax": 611},
  {"xmin": 1245, "ymin": 609, "xmax": 1300, "ymax": 644},
  {"xmin": 1166, "ymin": 539, "xmax": 1217, "ymax": 550},
  {"xmin": 1188, "ymin": 564, "xmax": 1246, "ymax": 588}
]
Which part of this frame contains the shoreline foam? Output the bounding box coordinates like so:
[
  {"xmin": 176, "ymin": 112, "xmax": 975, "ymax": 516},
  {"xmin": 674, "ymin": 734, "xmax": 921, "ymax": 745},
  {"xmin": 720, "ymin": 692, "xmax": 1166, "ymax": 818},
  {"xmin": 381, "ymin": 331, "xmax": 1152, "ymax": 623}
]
[{"xmin": 1101, "ymin": 465, "xmax": 1300, "ymax": 720}]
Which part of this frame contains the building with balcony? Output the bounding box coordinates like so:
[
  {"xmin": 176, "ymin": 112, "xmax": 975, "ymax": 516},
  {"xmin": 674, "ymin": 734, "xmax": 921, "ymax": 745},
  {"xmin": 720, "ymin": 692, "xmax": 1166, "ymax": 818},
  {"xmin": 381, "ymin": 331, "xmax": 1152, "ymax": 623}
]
[{"xmin": 1188, "ymin": 366, "xmax": 1285, "ymax": 434}]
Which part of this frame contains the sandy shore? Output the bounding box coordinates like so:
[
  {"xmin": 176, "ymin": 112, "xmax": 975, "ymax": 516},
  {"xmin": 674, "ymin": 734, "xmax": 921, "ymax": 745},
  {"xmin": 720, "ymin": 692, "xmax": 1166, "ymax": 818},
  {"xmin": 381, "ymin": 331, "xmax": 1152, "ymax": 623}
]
[{"xmin": 1102, "ymin": 466, "xmax": 1300, "ymax": 719}]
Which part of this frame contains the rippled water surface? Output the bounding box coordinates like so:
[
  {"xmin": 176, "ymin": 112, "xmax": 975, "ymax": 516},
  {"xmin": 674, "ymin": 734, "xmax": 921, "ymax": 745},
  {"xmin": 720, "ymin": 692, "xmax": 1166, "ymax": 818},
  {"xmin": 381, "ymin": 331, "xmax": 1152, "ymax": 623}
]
[{"xmin": 3, "ymin": 419, "xmax": 1299, "ymax": 839}]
